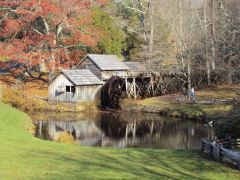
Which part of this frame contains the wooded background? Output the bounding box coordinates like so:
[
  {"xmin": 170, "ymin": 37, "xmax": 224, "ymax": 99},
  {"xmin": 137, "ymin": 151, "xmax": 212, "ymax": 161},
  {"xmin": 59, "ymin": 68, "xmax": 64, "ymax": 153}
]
[{"xmin": 0, "ymin": 0, "xmax": 239, "ymax": 87}]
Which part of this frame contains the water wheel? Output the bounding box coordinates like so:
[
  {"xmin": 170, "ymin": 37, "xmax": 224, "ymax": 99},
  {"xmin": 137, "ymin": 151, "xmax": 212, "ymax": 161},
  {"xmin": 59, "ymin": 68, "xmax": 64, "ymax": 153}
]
[{"xmin": 101, "ymin": 76, "xmax": 125, "ymax": 109}]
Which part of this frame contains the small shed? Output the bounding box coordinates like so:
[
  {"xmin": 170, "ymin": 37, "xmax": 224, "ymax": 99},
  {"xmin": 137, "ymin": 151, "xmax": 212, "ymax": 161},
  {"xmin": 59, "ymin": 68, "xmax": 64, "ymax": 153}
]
[
  {"xmin": 48, "ymin": 69, "xmax": 103, "ymax": 102},
  {"xmin": 75, "ymin": 54, "xmax": 129, "ymax": 80}
]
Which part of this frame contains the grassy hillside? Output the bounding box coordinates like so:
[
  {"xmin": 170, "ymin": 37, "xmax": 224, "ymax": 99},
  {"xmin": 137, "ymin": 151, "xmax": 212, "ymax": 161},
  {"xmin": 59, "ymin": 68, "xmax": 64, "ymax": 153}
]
[{"xmin": 0, "ymin": 102, "xmax": 239, "ymax": 179}]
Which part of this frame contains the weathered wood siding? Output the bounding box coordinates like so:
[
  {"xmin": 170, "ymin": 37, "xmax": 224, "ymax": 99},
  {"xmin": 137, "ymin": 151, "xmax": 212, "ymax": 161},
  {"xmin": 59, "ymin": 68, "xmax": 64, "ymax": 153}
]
[
  {"xmin": 76, "ymin": 58, "xmax": 127, "ymax": 80},
  {"xmin": 101, "ymin": 70, "xmax": 126, "ymax": 80},
  {"xmin": 75, "ymin": 85, "xmax": 102, "ymax": 102},
  {"xmin": 49, "ymin": 74, "xmax": 75, "ymax": 102},
  {"xmin": 76, "ymin": 58, "xmax": 101, "ymax": 79},
  {"xmin": 48, "ymin": 73, "xmax": 102, "ymax": 102}
]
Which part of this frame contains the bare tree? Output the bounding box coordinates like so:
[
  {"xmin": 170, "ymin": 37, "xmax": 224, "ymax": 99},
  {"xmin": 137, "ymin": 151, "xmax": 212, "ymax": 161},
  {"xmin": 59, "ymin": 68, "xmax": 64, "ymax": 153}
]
[{"xmin": 119, "ymin": 0, "xmax": 156, "ymax": 64}]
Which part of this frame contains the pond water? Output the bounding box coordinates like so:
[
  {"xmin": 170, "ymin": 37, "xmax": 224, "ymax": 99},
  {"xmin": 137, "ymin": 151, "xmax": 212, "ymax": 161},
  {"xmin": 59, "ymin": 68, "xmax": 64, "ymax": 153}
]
[{"xmin": 32, "ymin": 111, "xmax": 214, "ymax": 149}]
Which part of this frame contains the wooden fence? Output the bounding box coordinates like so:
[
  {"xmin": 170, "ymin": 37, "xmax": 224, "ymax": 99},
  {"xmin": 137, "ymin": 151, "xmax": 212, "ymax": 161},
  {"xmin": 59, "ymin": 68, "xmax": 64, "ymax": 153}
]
[
  {"xmin": 176, "ymin": 97, "xmax": 236, "ymax": 105},
  {"xmin": 201, "ymin": 138, "xmax": 240, "ymax": 169}
]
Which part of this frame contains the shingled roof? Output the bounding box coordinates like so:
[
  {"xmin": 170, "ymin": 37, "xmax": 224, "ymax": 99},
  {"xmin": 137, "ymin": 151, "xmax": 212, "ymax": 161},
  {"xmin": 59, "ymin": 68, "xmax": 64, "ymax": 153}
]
[
  {"xmin": 124, "ymin": 62, "xmax": 147, "ymax": 72},
  {"xmin": 61, "ymin": 69, "xmax": 103, "ymax": 86},
  {"xmin": 85, "ymin": 54, "xmax": 129, "ymax": 71}
]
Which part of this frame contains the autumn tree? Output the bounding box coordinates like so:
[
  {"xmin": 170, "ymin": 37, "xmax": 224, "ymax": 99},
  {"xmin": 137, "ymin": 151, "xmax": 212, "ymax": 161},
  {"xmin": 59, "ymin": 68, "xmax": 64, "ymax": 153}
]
[{"xmin": 0, "ymin": 0, "xmax": 107, "ymax": 81}]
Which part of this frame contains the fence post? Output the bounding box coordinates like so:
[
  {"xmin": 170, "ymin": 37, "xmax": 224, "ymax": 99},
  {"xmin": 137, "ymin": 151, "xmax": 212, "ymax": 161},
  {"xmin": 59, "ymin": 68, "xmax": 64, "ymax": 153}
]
[
  {"xmin": 210, "ymin": 143, "xmax": 213, "ymax": 156},
  {"xmin": 214, "ymin": 144, "xmax": 221, "ymax": 160},
  {"xmin": 218, "ymin": 144, "xmax": 223, "ymax": 161},
  {"xmin": 227, "ymin": 136, "xmax": 232, "ymax": 149},
  {"xmin": 201, "ymin": 139, "xmax": 204, "ymax": 152},
  {"xmin": 237, "ymin": 160, "xmax": 240, "ymax": 170}
]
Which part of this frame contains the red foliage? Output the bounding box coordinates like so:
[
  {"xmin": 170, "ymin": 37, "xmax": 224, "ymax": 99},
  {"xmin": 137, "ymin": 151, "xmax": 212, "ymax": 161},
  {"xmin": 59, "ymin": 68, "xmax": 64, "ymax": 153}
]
[{"xmin": 0, "ymin": 0, "xmax": 109, "ymax": 75}]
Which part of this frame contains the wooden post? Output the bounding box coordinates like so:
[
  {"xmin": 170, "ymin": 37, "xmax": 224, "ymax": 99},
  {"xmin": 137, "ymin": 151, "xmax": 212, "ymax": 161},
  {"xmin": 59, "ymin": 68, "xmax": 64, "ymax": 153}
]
[
  {"xmin": 227, "ymin": 136, "xmax": 232, "ymax": 149},
  {"xmin": 151, "ymin": 77, "xmax": 155, "ymax": 96},
  {"xmin": 133, "ymin": 78, "xmax": 137, "ymax": 99},
  {"xmin": 201, "ymin": 139, "xmax": 205, "ymax": 152},
  {"xmin": 125, "ymin": 78, "xmax": 129, "ymax": 98}
]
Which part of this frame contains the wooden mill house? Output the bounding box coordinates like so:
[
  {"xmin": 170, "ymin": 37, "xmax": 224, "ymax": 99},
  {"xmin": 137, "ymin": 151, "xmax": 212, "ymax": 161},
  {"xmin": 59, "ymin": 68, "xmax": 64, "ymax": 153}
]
[{"xmin": 48, "ymin": 54, "xmax": 146, "ymax": 102}]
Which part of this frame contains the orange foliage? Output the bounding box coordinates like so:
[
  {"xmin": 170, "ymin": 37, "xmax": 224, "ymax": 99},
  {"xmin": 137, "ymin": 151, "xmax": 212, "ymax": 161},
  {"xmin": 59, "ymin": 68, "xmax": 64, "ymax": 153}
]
[{"xmin": 0, "ymin": 0, "xmax": 109, "ymax": 75}]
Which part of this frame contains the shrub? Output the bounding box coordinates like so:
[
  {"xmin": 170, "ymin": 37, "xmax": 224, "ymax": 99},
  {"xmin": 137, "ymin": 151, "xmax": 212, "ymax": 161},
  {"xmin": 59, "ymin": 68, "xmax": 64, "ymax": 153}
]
[
  {"xmin": 56, "ymin": 132, "xmax": 75, "ymax": 144},
  {"xmin": 2, "ymin": 87, "xmax": 99, "ymax": 112},
  {"xmin": 2, "ymin": 87, "xmax": 50, "ymax": 111}
]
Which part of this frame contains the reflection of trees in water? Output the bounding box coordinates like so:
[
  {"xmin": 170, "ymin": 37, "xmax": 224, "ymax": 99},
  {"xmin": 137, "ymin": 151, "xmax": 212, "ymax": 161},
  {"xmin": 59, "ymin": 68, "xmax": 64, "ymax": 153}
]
[
  {"xmin": 100, "ymin": 112, "xmax": 164, "ymax": 138},
  {"xmin": 35, "ymin": 120, "xmax": 102, "ymax": 146},
  {"xmin": 31, "ymin": 112, "xmax": 99, "ymax": 122},
  {"xmin": 35, "ymin": 121, "xmax": 53, "ymax": 140},
  {"xmin": 99, "ymin": 112, "xmax": 213, "ymax": 149},
  {"xmin": 34, "ymin": 111, "xmax": 214, "ymax": 149}
]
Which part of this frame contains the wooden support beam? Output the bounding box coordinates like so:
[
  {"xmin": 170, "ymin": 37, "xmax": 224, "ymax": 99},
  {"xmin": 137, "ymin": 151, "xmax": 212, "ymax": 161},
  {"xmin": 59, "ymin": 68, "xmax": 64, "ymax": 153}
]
[
  {"xmin": 151, "ymin": 77, "xmax": 155, "ymax": 96},
  {"xmin": 133, "ymin": 78, "xmax": 137, "ymax": 99},
  {"xmin": 125, "ymin": 78, "xmax": 130, "ymax": 98}
]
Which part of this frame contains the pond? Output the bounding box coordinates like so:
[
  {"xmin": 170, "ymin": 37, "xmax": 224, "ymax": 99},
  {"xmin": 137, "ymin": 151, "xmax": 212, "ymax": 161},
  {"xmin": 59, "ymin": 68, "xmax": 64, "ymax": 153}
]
[{"xmin": 32, "ymin": 111, "xmax": 214, "ymax": 149}]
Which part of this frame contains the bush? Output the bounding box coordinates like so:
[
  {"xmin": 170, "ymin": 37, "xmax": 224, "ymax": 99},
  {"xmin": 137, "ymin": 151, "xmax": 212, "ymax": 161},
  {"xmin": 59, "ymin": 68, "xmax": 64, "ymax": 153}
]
[
  {"xmin": 2, "ymin": 87, "xmax": 99, "ymax": 112},
  {"xmin": 56, "ymin": 132, "xmax": 75, "ymax": 144},
  {"xmin": 2, "ymin": 88, "xmax": 50, "ymax": 111}
]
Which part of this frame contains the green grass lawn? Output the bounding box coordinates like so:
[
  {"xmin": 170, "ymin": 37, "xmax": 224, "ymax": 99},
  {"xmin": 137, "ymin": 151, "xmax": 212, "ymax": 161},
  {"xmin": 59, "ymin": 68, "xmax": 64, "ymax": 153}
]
[{"xmin": 0, "ymin": 102, "xmax": 239, "ymax": 179}]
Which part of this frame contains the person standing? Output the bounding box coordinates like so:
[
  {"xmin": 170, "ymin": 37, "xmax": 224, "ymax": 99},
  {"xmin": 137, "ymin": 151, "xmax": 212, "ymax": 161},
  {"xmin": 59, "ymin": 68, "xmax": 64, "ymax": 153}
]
[{"xmin": 191, "ymin": 87, "xmax": 196, "ymax": 103}]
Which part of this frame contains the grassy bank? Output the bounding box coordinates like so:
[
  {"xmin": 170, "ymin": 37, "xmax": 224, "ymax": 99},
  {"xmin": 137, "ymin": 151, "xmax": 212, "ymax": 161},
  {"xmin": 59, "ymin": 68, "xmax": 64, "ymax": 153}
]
[
  {"xmin": 121, "ymin": 86, "xmax": 239, "ymax": 121},
  {"xmin": 0, "ymin": 102, "xmax": 240, "ymax": 179},
  {"xmin": 0, "ymin": 77, "xmax": 99, "ymax": 113},
  {"xmin": 2, "ymin": 87, "xmax": 98, "ymax": 112}
]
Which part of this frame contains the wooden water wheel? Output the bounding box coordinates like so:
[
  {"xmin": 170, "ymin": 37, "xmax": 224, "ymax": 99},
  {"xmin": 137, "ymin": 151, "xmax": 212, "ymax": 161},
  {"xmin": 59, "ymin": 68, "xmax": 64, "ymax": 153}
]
[{"xmin": 101, "ymin": 76, "xmax": 125, "ymax": 109}]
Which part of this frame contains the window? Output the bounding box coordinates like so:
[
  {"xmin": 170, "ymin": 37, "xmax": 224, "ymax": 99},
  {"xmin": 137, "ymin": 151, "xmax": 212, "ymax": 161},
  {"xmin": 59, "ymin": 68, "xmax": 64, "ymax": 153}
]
[
  {"xmin": 66, "ymin": 86, "xmax": 71, "ymax": 92},
  {"xmin": 71, "ymin": 86, "xmax": 75, "ymax": 93},
  {"xmin": 66, "ymin": 86, "xmax": 75, "ymax": 93}
]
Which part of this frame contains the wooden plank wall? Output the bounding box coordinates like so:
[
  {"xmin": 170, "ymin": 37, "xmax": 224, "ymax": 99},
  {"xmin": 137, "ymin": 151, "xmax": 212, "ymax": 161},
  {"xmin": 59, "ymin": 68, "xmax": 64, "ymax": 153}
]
[
  {"xmin": 76, "ymin": 85, "xmax": 102, "ymax": 102},
  {"xmin": 76, "ymin": 58, "xmax": 102, "ymax": 79},
  {"xmin": 48, "ymin": 74, "xmax": 102, "ymax": 102},
  {"xmin": 76, "ymin": 58, "xmax": 128, "ymax": 81},
  {"xmin": 48, "ymin": 74, "xmax": 74, "ymax": 102}
]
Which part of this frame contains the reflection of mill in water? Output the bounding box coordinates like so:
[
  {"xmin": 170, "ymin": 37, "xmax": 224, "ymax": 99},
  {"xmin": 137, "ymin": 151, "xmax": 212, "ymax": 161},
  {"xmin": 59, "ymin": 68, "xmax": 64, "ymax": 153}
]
[
  {"xmin": 35, "ymin": 113, "xmax": 215, "ymax": 149},
  {"xmin": 36, "ymin": 120, "xmax": 103, "ymax": 146}
]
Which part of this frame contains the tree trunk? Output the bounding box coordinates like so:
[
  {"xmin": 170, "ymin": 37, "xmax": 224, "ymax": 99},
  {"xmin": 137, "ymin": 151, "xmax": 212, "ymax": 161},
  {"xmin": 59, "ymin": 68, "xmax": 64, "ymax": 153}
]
[
  {"xmin": 148, "ymin": 0, "xmax": 155, "ymax": 60},
  {"xmin": 210, "ymin": 0, "xmax": 216, "ymax": 71},
  {"xmin": 143, "ymin": 30, "xmax": 148, "ymax": 62},
  {"xmin": 187, "ymin": 57, "xmax": 191, "ymax": 90},
  {"xmin": 204, "ymin": 0, "xmax": 211, "ymax": 86},
  {"xmin": 56, "ymin": 22, "xmax": 64, "ymax": 44},
  {"xmin": 228, "ymin": 57, "xmax": 233, "ymax": 84},
  {"xmin": 42, "ymin": 17, "xmax": 49, "ymax": 35},
  {"xmin": 179, "ymin": 0, "xmax": 186, "ymax": 74}
]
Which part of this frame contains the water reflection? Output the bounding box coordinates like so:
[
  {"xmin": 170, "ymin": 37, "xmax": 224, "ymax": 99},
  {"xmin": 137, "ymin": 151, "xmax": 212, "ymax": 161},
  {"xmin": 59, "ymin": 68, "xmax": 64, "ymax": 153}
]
[{"xmin": 33, "ymin": 112, "xmax": 214, "ymax": 149}]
